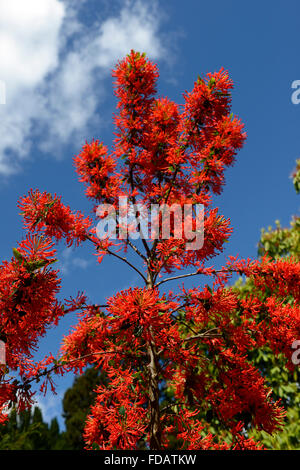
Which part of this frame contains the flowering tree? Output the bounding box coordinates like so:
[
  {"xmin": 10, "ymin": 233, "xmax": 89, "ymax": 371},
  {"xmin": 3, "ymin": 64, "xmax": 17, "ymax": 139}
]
[{"xmin": 1, "ymin": 51, "xmax": 300, "ymax": 450}]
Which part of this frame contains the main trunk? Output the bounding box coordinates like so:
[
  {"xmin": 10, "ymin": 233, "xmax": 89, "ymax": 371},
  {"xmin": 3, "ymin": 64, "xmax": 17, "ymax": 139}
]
[{"xmin": 146, "ymin": 271, "xmax": 161, "ymax": 450}]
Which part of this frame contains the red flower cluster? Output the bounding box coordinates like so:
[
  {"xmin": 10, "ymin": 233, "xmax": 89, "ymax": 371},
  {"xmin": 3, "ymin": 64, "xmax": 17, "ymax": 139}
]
[
  {"xmin": 84, "ymin": 369, "xmax": 147, "ymax": 449},
  {"xmin": 74, "ymin": 140, "xmax": 121, "ymax": 205},
  {"xmin": 19, "ymin": 189, "xmax": 92, "ymax": 246},
  {"xmin": 0, "ymin": 235, "xmax": 66, "ymax": 419}
]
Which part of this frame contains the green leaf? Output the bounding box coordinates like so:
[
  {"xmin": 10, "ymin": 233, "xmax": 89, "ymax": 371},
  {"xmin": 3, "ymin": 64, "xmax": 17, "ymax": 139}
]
[
  {"xmin": 208, "ymin": 77, "xmax": 216, "ymax": 89},
  {"xmin": 26, "ymin": 258, "xmax": 57, "ymax": 273},
  {"xmin": 12, "ymin": 248, "xmax": 25, "ymax": 264}
]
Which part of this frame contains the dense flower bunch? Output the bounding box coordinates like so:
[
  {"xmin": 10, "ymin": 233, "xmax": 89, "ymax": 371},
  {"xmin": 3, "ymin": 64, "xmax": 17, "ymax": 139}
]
[
  {"xmin": 74, "ymin": 141, "xmax": 121, "ymax": 205},
  {"xmin": 0, "ymin": 235, "xmax": 64, "ymax": 420},
  {"xmin": 1, "ymin": 51, "xmax": 300, "ymax": 450},
  {"xmin": 18, "ymin": 189, "xmax": 92, "ymax": 246}
]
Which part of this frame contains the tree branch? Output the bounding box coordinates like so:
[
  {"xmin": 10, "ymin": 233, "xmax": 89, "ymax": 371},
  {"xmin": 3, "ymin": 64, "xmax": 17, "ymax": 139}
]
[
  {"xmin": 155, "ymin": 270, "xmax": 202, "ymax": 287},
  {"xmin": 106, "ymin": 248, "xmax": 147, "ymax": 283},
  {"xmin": 125, "ymin": 239, "xmax": 148, "ymax": 262},
  {"xmin": 155, "ymin": 266, "xmax": 245, "ymax": 288},
  {"xmin": 86, "ymin": 234, "xmax": 147, "ymax": 283},
  {"xmin": 182, "ymin": 328, "xmax": 221, "ymax": 342},
  {"xmin": 18, "ymin": 349, "xmax": 146, "ymax": 390}
]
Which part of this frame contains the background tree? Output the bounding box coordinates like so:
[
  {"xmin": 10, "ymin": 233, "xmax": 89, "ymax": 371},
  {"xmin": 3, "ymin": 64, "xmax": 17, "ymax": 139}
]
[
  {"xmin": 62, "ymin": 367, "xmax": 107, "ymax": 449},
  {"xmin": 0, "ymin": 368, "xmax": 107, "ymax": 450},
  {"xmin": 0, "ymin": 406, "xmax": 63, "ymax": 450}
]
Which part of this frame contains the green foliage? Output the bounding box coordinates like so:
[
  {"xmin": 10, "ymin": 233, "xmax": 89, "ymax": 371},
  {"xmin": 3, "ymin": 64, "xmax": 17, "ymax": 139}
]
[
  {"xmin": 258, "ymin": 219, "xmax": 300, "ymax": 260},
  {"xmin": 0, "ymin": 407, "xmax": 66, "ymax": 450},
  {"xmin": 0, "ymin": 367, "xmax": 106, "ymax": 450},
  {"xmin": 12, "ymin": 247, "xmax": 57, "ymax": 272},
  {"xmin": 293, "ymin": 159, "xmax": 300, "ymax": 194},
  {"xmin": 257, "ymin": 160, "xmax": 300, "ymax": 261},
  {"xmin": 62, "ymin": 367, "xmax": 107, "ymax": 449}
]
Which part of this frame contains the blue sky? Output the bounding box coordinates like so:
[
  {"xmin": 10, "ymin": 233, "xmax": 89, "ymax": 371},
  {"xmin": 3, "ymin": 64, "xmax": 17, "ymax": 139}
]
[{"xmin": 1, "ymin": 0, "xmax": 300, "ymax": 428}]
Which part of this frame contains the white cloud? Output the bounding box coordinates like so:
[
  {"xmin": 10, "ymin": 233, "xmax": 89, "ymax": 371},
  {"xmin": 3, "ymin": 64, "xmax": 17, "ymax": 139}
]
[
  {"xmin": 94, "ymin": 0, "xmax": 164, "ymax": 68},
  {"xmin": 0, "ymin": 0, "xmax": 65, "ymax": 173},
  {"xmin": 0, "ymin": 0, "xmax": 64, "ymax": 88},
  {"xmin": 58, "ymin": 247, "xmax": 90, "ymax": 275},
  {"xmin": 34, "ymin": 391, "xmax": 64, "ymax": 425},
  {"xmin": 0, "ymin": 0, "xmax": 167, "ymax": 174}
]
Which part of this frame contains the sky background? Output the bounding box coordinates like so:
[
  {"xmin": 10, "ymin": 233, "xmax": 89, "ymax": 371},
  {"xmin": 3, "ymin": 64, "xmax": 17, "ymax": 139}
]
[{"xmin": 1, "ymin": 0, "xmax": 300, "ymax": 428}]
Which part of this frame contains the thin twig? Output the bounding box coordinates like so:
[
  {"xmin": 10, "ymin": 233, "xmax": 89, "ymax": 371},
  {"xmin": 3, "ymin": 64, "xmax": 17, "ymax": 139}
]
[
  {"xmin": 160, "ymin": 401, "xmax": 186, "ymax": 414},
  {"xmin": 155, "ymin": 267, "xmax": 244, "ymax": 287},
  {"xmin": 86, "ymin": 234, "xmax": 147, "ymax": 283},
  {"xmin": 63, "ymin": 303, "xmax": 108, "ymax": 315},
  {"xmin": 106, "ymin": 248, "xmax": 147, "ymax": 283},
  {"xmin": 125, "ymin": 239, "xmax": 148, "ymax": 262},
  {"xmin": 171, "ymin": 314, "xmax": 198, "ymax": 335},
  {"xmin": 169, "ymin": 302, "xmax": 198, "ymax": 335},
  {"xmin": 128, "ymin": 164, "xmax": 151, "ymax": 258},
  {"xmin": 150, "ymin": 165, "xmax": 180, "ymax": 262},
  {"xmin": 19, "ymin": 349, "xmax": 146, "ymax": 389},
  {"xmin": 182, "ymin": 328, "xmax": 222, "ymax": 342},
  {"xmin": 155, "ymin": 270, "xmax": 202, "ymax": 287}
]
